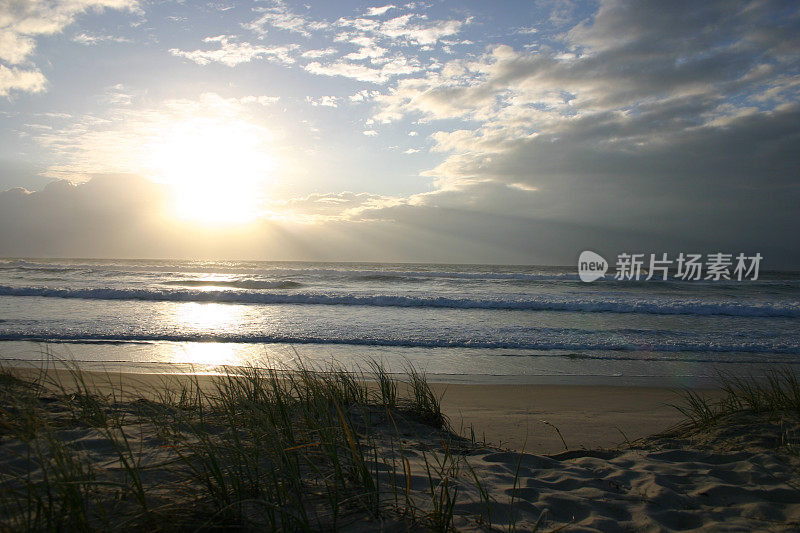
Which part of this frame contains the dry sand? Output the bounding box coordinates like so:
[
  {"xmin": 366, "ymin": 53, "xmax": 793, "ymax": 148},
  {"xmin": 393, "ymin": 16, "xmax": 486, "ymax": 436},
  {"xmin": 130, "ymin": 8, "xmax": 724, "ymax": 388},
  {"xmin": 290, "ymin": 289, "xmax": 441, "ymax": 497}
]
[
  {"xmin": 429, "ymin": 411, "xmax": 800, "ymax": 531},
  {"xmin": 433, "ymin": 383, "xmax": 690, "ymax": 454}
]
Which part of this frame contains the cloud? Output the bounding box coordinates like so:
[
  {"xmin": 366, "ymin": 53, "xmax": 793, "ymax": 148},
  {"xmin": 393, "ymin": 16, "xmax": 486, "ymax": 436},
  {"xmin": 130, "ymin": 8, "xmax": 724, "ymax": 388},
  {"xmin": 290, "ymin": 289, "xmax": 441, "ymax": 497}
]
[
  {"xmin": 267, "ymin": 191, "xmax": 402, "ymax": 222},
  {"xmin": 239, "ymin": 95, "xmax": 281, "ymax": 106},
  {"xmin": 344, "ymin": 42, "xmax": 387, "ymax": 61},
  {"xmin": 0, "ymin": 65, "xmax": 47, "ymax": 97},
  {"xmin": 28, "ymin": 92, "xmax": 276, "ymax": 182},
  {"xmin": 2, "ymin": 173, "xmax": 798, "ymax": 265},
  {"xmin": 377, "ymin": 14, "xmax": 469, "ymax": 45},
  {"xmin": 0, "ymin": 0, "xmax": 139, "ymax": 62},
  {"xmin": 0, "ymin": 176, "xmax": 556, "ymax": 263},
  {"xmin": 301, "ymin": 47, "xmax": 338, "ymax": 58},
  {"xmin": 0, "ymin": 29, "xmax": 36, "ymax": 65},
  {"xmin": 365, "ymin": 5, "xmax": 396, "ymax": 17},
  {"xmin": 170, "ymin": 35, "xmax": 297, "ymax": 67},
  {"xmin": 335, "ymin": 12, "xmax": 470, "ymax": 46},
  {"xmin": 0, "ymin": 0, "xmax": 139, "ymax": 97},
  {"xmin": 305, "ymin": 95, "xmax": 339, "ymax": 107},
  {"xmin": 365, "ymin": 4, "xmax": 397, "ymax": 17},
  {"xmin": 290, "ymin": 7, "xmax": 472, "ymax": 83},
  {"xmin": 72, "ymin": 32, "xmax": 131, "ymax": 45},
  {"xmin": 361, "ymin": 0, "xmax": 800, "ymax": 264},
  {"xmin": 349, "ymin": 89, "xmax": 381, "ymax": 102},
  {"xmin": 0, "ymin": 174, "xmax": 171, "ymax": 257},
  {"xmin": 376, "ymin": 1, "xmax": 800, "ymax": 183},
  {"xmin": 244, "ymin": 1, "xmax": 329, "ymax": 37},
  {"xmin": 304, "ymin": 55, "xmax": 421, "ymax": 83},
  {"xmin": 378, "ymin": 1, "xmax": 800, "ymax": 124}
]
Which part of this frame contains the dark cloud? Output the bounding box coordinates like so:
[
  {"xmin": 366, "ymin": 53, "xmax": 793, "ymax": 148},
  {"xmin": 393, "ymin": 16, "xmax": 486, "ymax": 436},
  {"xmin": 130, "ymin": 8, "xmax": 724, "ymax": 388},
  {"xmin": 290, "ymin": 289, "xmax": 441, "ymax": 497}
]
[
  {"xmin": 2, "ymin": 175, "xmax": 795, "ymax": 266},
  {"xmin": 373, "ymin": 0, "xmax": 800, "ymax": 266},
  {"xmin": 0, "ymin": 158, "xmax": 50, "ymax": 193}
]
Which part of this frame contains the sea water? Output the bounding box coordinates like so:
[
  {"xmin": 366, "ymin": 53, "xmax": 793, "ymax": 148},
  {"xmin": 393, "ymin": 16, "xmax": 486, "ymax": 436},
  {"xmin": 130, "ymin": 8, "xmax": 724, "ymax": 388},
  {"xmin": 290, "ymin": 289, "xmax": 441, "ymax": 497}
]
[{"xmin": 0, "ymin": 258, "xmax": 798, "ymax": 385}]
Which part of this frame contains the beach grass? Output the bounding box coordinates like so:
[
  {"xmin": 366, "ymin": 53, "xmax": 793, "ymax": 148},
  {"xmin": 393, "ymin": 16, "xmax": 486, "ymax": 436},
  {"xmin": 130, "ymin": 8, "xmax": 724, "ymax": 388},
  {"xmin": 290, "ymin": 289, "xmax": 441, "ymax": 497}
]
[
  {"xmin": 666, "ymin": 367, "xmax": 800, "ymax": 467},
  {"xmin": 4, "ymin": 359, "xmax": 800, "ymax": 531},
  {"xmin": 0, "ymin": 359, "xmax": 501, "ymax": 532},
  {"xmin": 673, "ymin": 367, "xmax": 800, "ymax": 430}
]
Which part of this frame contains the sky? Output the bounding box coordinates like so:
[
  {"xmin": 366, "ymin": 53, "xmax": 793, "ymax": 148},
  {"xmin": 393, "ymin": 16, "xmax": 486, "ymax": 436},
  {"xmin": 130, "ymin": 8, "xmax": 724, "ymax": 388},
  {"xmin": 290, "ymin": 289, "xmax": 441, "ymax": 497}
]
[{"xmin": 0, "ymin": 0, "xmax": 798, "ymax": 266}]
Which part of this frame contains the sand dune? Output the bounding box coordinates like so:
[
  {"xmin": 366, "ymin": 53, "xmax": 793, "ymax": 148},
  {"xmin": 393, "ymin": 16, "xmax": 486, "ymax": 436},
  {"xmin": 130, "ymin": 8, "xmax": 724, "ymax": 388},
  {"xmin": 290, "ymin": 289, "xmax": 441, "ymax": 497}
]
[{"xmin": 2, "ymin": 368, "xmax": 799, "ymax": 531}]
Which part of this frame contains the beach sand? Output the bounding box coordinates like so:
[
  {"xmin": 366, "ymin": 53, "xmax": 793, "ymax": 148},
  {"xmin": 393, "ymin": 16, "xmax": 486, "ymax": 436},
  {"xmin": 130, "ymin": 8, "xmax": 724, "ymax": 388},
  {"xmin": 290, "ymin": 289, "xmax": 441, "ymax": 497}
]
[
  {"xmin": 434, "ymin": 383, "xmax": 689, "ymax": 454},
  {"xmin": 9, "ymin": 368, "xmax": 689, "ymax": 453},
  {"xmin": 2, "ymin": 367, "xmax": 799, "ymax": 530}
]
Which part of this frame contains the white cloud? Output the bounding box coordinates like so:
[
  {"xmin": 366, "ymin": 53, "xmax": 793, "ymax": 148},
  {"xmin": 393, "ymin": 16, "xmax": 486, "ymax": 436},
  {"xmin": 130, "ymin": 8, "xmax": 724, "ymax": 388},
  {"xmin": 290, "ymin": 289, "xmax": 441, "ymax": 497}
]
[
  {"xmin": 0, "ymin": 65, "xmax": 47, "ymax": 97},
  {"xmin": 344, "ymin": 44, "xmax": 387, "ymax": 61},
  {"xmin": 0, "ymin": 31, "xmax": 35, "ymax": 64},
  {"xmin": 0, "ymin": 0, "xmax": 139, "ymax": 64},
  {"xmin": 305, "ymin": 55, "xmax": 421, "ymax": 83},
  {"xmin": 305, "ymin": 96, "xmax": 339, "ymax": 107},
  {"xmin": 239, "ymin": 95, "xmax": 281, "ymax": 106},
  {"xmin": 377, "ymin": 14, "xmax": 470, "ymax": 45},
  {"xmin": 334, "ymin": 12, "xmax": 471, "ymax": 47},
  {"xmin": 170, "ymin": 35, "xmax": 297, "ymax": 67},
  {"xmin": 365, "ymin": 5, "xmax": 396, "ymax": 17},
  {"xmin": 244, "ymin": 1, "xmax": 329, "ymax": 37},
  {"xmin": 349, "ymin": 89, "xmax": 380, "ymax": 102},
  {"xmin": 100, "ymin": 83, "xmax": 134, "ymax": 106},
  {"xmin": 402, "ymin": 148, "xmax": 419, "ymax": 154},
  {"xmin": 362, "ymin": 130, "xmax": 378, "ymax": 136},
  {"xmin": 267, "ymin": 191, "xmax": 403, "ymax": 223},
  {"xmin": 301, "ymin": 47, "xmax": 338, "ymax": 58},
  {"xmin": 72, "ymin": 32, "xmax": 131, "ymax": 45},
  {"xmin": 0, "ymin": 0, "xmax": 138, "ymax": 96}
]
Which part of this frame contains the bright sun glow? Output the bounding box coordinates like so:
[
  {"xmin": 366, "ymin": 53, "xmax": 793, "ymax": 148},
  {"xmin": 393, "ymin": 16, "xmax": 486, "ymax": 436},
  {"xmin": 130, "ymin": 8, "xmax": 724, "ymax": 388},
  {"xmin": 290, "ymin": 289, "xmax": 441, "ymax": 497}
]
[{"xmin": 147, "ymin": 118, "xmax": 274, "ymax": 224}]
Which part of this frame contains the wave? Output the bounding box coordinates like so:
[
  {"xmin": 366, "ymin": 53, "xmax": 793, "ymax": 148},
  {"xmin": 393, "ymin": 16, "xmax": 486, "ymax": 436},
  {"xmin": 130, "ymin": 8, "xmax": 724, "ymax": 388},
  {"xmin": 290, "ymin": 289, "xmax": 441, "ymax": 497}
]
[
  {"xmin": 162, "ymin": 279, "xmax": 302, "ymax": 290},
  {"xmin": 343, "ymin": 269, "xmax": 577, "ymax": 281},
  {"xmin": 1, "ymin": 331, "xmax": 799, "ymax": 358},
  {"xmin": 1, "ymin": 260, "xmax": 575, "ymax": 282},
  {"xmin": 353, "ymin": 274, "xmax": 424, "ymax": 283},
  {"xmin": 1, "ymin": 284, "xmax": 799, "ymax": 317},
  {"xmin": 4, "ymin": 260, "xmax": 800, "ymax": 286}
]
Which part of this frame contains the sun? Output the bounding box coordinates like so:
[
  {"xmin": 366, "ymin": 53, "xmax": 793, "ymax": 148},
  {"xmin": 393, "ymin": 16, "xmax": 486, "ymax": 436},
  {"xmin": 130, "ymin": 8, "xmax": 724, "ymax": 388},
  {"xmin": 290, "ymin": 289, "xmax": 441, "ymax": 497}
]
[{"xmin": 147, "ymin": 118, "xmax": 274, "ymax": 224}]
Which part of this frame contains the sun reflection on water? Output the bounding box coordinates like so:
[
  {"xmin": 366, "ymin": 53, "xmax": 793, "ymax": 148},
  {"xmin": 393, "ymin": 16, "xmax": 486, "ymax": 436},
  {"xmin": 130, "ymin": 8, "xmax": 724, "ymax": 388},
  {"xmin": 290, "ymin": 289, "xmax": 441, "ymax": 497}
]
[
  {"xmin": 167, "ymin": 302, "xmax": 250, "ymax": 367},
  {"xmin": 170, "ymin": 342, "xmax": 244, "ymax": 368},
  {"xmin": 175, "ymin": 302, "xmax": 243, "ymax": 330}
]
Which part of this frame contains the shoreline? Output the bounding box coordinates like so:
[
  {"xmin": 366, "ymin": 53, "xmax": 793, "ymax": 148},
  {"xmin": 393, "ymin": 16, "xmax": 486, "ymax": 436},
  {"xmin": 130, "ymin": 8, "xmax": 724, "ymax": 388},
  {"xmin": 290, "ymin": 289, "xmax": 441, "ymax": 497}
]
[{"xmin": 0, "ymin": 339, "xmax": 738, "ymax": 390}]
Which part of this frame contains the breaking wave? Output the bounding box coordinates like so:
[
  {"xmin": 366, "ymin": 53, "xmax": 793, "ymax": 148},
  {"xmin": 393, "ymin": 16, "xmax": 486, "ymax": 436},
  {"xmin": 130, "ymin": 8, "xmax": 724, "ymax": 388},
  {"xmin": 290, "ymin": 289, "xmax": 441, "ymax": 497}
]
[
  {"xmin": 162, "ymin": 279, "xmax": 302, "ymax": 290},
  {"xmin": 0, "ymin": 285, "xmax": 798, "ymax": 317}
]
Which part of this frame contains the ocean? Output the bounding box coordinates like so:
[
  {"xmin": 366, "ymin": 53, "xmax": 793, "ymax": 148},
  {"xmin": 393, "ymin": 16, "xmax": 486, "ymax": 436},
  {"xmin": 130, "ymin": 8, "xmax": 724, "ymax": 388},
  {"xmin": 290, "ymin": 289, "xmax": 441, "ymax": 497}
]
[{"xmin": 0, "ymin": 258, "xmax": 798, "ymax": 385}]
